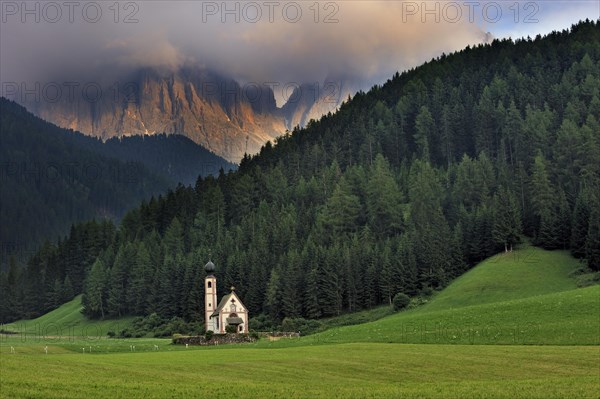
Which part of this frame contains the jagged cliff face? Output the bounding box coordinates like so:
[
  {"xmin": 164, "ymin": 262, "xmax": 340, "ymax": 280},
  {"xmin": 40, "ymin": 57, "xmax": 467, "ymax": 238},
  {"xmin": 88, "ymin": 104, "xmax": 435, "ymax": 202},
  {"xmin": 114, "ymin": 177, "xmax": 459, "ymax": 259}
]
[
  {"xmin": 24, "ymin": 67, "xmax": 351, "ymax": 163},
  {"xmin": 26, "ymin": 67, "xmax": 289, "ymax": 163},
  {"xmin": 281, "ymin": 79, "xmax": 357, "ymax": 129}
]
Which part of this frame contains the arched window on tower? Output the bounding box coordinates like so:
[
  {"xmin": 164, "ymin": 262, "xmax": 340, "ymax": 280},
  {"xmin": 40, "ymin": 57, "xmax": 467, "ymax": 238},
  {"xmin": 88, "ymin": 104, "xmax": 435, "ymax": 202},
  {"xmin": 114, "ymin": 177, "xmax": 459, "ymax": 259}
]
[{"xmin": 207, "ymin": 281, "xmax": 212, "ymax": 288}]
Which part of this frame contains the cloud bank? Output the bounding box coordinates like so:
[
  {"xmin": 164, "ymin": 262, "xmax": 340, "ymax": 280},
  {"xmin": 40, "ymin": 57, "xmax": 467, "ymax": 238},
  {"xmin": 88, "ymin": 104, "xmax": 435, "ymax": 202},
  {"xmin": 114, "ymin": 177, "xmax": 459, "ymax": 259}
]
[{"xmin": 2, "ymin": 1, "xmax": 593, "ymax": 105}]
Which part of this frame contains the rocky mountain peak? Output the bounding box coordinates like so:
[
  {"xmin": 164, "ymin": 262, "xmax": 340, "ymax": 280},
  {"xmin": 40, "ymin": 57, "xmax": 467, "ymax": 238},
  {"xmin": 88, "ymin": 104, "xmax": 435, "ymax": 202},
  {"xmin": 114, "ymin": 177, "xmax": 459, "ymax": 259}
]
[{"xmin": 21, "ymin": 67, "xmax": 350, "ymax": 163}]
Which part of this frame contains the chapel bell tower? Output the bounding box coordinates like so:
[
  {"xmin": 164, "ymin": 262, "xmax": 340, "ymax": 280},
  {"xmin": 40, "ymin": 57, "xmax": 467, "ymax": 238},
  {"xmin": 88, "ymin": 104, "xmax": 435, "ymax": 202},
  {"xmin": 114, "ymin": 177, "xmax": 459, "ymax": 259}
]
[{"xmin": 204, "ymin": 260, "xmax": 217, "ymax": 332}]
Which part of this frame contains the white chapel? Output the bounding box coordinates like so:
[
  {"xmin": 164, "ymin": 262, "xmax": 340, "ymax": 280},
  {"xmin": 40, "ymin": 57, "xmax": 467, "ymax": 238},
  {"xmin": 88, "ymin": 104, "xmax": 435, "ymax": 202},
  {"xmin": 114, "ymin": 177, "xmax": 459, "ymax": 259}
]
[{"xmin": 204, "ymin": 260, "xmax": 249, "ymax": 334}]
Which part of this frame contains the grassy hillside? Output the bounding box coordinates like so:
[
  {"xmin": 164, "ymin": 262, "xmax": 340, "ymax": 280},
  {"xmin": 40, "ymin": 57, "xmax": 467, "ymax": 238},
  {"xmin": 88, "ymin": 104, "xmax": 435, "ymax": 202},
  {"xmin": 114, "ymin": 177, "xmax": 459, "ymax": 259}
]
[
  {"xmin": 422, "ymin": 247, "xmax": 580, "ymax": 311},
  {"xmin": 306, "ymin": 246, "xmax": 587, "ymax": 334},
  {"xmin": 306, "ymin": 285, "xmax": 599, "ymax": 346},
  {"xmin": 1, "ymin": 296, "xmax": 134, "ymax": 337},
  {"xmin": 282, "ymin": 246, "xmax": 600, "ymax": 346}
]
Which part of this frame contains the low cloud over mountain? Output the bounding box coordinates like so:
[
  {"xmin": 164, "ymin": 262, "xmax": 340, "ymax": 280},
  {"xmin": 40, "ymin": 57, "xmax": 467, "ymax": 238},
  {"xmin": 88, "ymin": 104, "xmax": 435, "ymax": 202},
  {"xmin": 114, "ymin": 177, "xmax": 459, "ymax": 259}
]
[{"xmin": 2, "ymin": 1, "xmax": 492, "ymax": 101}]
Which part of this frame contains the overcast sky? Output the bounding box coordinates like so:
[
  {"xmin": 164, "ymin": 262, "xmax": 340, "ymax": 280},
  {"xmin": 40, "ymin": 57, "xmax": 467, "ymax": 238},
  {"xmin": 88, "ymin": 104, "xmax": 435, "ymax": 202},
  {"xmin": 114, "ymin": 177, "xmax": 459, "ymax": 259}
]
[{"xmin": 1, "ymin": 1, "xmax": 598, "ymax": 105}]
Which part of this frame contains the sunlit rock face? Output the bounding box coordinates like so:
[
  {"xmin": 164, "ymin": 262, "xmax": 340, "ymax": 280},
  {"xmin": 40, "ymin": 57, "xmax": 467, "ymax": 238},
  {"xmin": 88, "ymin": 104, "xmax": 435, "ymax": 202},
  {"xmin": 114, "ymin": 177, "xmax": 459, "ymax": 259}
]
[{"xmin": 24, "ymin": 66, "xmax": 351, "ymax": 163}]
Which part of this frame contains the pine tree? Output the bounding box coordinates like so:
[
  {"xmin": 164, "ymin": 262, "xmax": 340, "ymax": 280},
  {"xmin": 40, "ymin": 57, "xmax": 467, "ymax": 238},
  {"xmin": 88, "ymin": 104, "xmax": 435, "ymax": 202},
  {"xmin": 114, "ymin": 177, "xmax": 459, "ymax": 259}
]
[
  {"xmin": 229, "ymin": 174, "xmax": 256, "ymax": 224},
  {"xmin": 62, "ymin": 276, "xmax": 74, "ymax": 302},
  {"xmin": 366, "ymin": 154, "xmax": 404, "ymax": 236},
  {"xmin": 571, "ymin": 190, "xmax": 591, "ymax": 258},
  {"xmin": 106, "ymin": 243, "xmax": 135, "ymax": 317},
  {"xmin": 449, "ymin": 223, "xmax": 467, "ymax": 277},
  {"xmin": 172, "ymin": 252, "xmax": 187, "ymax": 317},
  {"xmin": 398, "ymin": 234, "xmax": 419, "ymax": 295},
  {"xmin": 475, "ymin": 86, "xmax": 499, "ymax": 157},
  {"xmin": 183, "ymin": 250, "xmax": 204, "ymax": 322},
  {"xmin": 281, "ymin": 251, "xmax": 302, "ymax": 318},
  {"xmin": 127, "ymin": 242, "xmax": 152, "ymax": 315},
  {"xmin": 47, "ymin": 279, "xmax": 63, "ymax": 309},
  {"xmin": 154, "ymin": 254, "xmax": 177, "ymax": 318},
  {"xmin": 319, "ymin": 176, "xmax": 361, "ymax": 236},
  {"xmin": 585, "ymin": 194, "xmax": 600, "ymax": 271},
  {"xmin": 492, "ymin": 187, "xmax": 522, "ymax": 252},
  {"xmin": 163, "ymin": 218, "xmax": 184, "ymax": 259},
  {"xmin": 529, "ymin": 152, "xmax": 557, "ymax": 247},
  {"xmin": 414, "ymin": 106, "xmax": 434, "ymax": 161},
  {"xmin": 320, "ymin": 246, "xmax": 343, "ymax": 316},
  {"xmin": 0, "ymin": 269, "xmax": 15, "ymax": 323},
  {"xmin": 379, "ymin": 241, "xmax": 398, "ymax": 305},
  {"xmin": 303, "ymin": 266, "xmax": 322, "ymax": 319},
  {"xmin": 364, "ymin": 253, "xmax": 379, "ymax": 308},
  {"xmin": 82, "ymin": 259, "xmax": 108, "ymax": 319},
  {"xmin": 243, "ymin": 231, "xmax": 269, "ymax": 315},
  {"xmin": 264, "ymin": 267, "xmax": 283, "ymax": 320},
  {"xmin": 502, "ymin": 100, "xmax": 524, "ymax": 168},
  {"xmin": 538, "ymin": 210, "xmax": 560, "ymax": 249},
  {"xmin": 554, "ymin": 118, "xmax": 585, "ymax": 197}
]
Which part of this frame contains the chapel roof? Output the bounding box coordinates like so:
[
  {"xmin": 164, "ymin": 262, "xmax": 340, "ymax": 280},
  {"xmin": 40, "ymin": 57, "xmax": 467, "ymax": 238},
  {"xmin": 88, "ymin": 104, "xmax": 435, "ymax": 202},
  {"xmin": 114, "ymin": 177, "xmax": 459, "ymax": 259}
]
[{"xmin": 210, "ymin": 293, "xmax": 233, "ymax": 318}]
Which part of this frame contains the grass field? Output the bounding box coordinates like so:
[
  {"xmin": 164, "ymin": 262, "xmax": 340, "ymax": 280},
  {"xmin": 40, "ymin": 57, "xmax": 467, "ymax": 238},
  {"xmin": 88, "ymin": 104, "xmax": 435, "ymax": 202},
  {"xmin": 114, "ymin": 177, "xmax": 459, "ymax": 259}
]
[
  {"xmin": 1, "ymin": 246, "xmax": 599, "ymax": 398},
  {"xmin": 295, "ymin": 247, "xmax": 600, "ymax": 346},
  {"xmin": 1, "ymin": 295, "xmax": 134, "ymax": 338},
  {"xmin": 422, "ymin": 247, "xmax": 580, "ymax": 311},
  {"xmin": 300, "ymin": 284, "xmax": 600, "ymax": 346},
  {"xmin": 1, "ymin": 342, "xmax": 598, "ymax": 399}
]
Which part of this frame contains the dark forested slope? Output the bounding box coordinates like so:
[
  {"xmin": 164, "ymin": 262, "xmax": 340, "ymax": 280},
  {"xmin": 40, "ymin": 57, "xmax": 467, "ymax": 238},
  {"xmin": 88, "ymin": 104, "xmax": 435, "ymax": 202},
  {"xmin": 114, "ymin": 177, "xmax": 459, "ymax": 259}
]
[
  {"xmin": 2, "ymin": 21, "xmax": 599, "ymax": 324},
  {"xmin": 0, "ymin": 99, "xmax": 169, "ymax": 264},
  {"xmin": 73, "ymin": 134, "xmax": 235, "ymax": 187},
  {"xmin": 0, "ymin": 99, "xmax": 233, "ymax": 269}
]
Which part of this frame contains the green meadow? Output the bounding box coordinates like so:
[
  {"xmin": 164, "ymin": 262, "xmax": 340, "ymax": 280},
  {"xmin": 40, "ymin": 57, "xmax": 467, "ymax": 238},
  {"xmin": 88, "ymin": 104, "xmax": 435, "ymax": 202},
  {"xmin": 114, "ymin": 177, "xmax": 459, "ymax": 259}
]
[
  {"xmin": 1, "ymin": 295, "xmax": 134, "ymax": 338},
  {"xmin": 1, "ymin": 342, "xmax": 598, "ymax": 399},
  {"xmin": 1, "ymin": 246, "xmax": 599, "ymax": 399},
  {"xmin": 299, "ymin": 247, "xmax": 600, "ymax": 346}
]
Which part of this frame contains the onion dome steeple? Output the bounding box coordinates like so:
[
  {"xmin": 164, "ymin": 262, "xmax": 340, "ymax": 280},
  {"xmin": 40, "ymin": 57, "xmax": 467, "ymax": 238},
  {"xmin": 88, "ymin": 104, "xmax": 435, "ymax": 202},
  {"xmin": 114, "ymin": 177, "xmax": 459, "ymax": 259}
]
[{"xmin": 204, "ymin": 260, "xmax": 215, "ymax": 274}]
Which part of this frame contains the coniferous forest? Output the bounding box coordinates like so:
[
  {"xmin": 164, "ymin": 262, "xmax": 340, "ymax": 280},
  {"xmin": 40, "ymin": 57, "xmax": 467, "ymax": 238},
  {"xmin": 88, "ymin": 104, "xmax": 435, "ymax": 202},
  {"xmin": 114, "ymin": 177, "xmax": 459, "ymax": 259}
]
[
  {"xmin": 0, "ymin": 100, "xmax": 234, "ymax": 268},
  {"xmin": 1, "ymin": 21, "xmax": 599, "ymax": 327}
]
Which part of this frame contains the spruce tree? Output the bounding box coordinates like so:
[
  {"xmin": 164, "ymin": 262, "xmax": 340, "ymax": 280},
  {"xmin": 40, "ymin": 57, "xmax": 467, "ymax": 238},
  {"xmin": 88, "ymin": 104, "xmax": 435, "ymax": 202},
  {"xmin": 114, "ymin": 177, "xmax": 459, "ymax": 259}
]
[
  {"xmin": 62, "ymin": 276, "xmax": 74, "ymax": 302},
  {"xmin": 82, "ymin": 259, "xmax": 108, "ymax": 319},
  {"xmin": 264, "ymin": 267, "xmax": 283, "ymax": 320},
  {"xmin": 320, "ymin": 176, "xmax": 361, "ymax": 236},
  {"xmin": 414, "ymin": 106, "xmax": 434, "ymax": 161},
  {"xmin": 492, "ymin": 187, "xmax": 522, "ymax": 252},
  {"xmin": 367, "ymin": 155, "xmax": 404, "ymax": 236},
  {"xmin": 571, "ymin": 190, "xmax": 591, "ymax": 258},
  {"xmin": 303, "ymin": 266, "xmax": 321, "ymax": 319},
  {"xmin": 127, "ymin": 242, "xmax": 152, "ymax": 315},
  {"xmin": 585, "ymin": 196, "xmax": 600, "ymax": 271}
]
